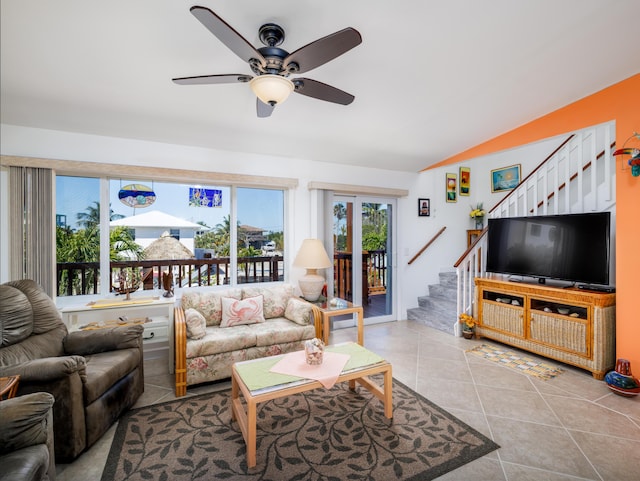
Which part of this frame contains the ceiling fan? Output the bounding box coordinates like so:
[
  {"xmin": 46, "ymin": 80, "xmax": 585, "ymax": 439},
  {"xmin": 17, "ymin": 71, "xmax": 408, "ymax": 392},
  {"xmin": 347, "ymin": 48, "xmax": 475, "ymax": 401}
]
[{"xmin": 172, "ymin": 6, "xmax": 362, "ymax": 118}]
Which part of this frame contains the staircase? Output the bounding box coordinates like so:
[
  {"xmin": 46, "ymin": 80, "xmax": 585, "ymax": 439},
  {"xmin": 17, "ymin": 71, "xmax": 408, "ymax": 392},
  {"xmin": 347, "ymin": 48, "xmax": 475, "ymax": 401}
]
[
  {"xmin": 410, "ymin": 121, "xmax": 616, "ymax": 336},
  {"xmin": 407, "ymin": 271, "xmax": 457, "ymax": 333}
]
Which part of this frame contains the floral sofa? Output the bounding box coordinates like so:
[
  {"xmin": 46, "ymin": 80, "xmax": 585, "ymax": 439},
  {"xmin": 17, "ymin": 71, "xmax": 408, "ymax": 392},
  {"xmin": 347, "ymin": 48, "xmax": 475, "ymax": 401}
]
[{"xmin": 174, "ymin": 284, "xmax": 321, "ymax": 396}]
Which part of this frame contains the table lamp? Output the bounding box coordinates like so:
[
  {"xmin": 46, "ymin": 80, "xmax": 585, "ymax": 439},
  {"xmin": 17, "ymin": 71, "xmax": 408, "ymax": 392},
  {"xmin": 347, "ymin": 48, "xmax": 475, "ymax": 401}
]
[{"xmin": 292, "ymin": 238, "xmax": 332, "ymax": 301}]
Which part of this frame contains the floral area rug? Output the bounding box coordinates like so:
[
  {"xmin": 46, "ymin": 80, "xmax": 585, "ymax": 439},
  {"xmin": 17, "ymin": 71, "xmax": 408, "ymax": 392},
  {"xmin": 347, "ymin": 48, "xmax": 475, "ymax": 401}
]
[
  {"xmin": 101, "ymin": 378, "xmax": 499, "ymax": 481},
  {"xmin": 467, "ymin": 344, "xmax": 564, "ymax": 380}
]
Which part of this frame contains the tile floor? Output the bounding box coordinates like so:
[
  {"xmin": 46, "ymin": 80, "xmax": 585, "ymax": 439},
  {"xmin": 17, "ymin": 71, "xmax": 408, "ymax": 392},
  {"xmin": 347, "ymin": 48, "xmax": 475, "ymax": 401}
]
[{"xmin": 56, "ymin": 320, "xmax": 640, "ymax": 480}]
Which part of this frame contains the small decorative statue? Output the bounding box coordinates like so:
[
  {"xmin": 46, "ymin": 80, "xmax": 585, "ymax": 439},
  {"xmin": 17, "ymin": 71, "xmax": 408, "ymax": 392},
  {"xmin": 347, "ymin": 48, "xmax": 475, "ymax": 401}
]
[
  {"xmin": 118, "ymin": 268, "xmax": 140, "ymax": 301},
  {"xmin": 162, "ymin": 272, "xmax": 174, "ymax": 298}
]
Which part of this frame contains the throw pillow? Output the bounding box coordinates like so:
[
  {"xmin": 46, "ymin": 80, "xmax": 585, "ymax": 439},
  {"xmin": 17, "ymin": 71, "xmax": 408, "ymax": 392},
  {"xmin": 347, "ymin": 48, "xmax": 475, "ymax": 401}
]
[
  {"xmin": 184, "ymin": 308, "xmax": 207, "ymax": 340},
  {"xmin": 242, "ymin": 284, "xmax": 294, "ymax": 319},
  {"xmin": 284, "ymin": 297, "xmax": 312, "ymax": 325},
  {"xmin": 220, "ymin": 295, "xmax": 265, "ymax": 328},
  {"xmin": 181, "ymin": 288, "xmax": 243, "ymax": 326}
]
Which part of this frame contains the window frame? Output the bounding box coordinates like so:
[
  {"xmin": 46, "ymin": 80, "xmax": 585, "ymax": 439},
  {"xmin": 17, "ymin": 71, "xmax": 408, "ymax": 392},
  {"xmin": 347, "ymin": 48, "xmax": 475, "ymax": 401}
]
[{"xmin": 51, "ymin": 168, "xmax": 292, "ymax": 306}]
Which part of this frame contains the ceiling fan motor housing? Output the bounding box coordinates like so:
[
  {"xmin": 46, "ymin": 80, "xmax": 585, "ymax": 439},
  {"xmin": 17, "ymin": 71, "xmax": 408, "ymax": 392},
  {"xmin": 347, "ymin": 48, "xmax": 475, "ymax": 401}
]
[{"xmin": 258, "ymin": 23, "xmax": 285, "ymax": 47}]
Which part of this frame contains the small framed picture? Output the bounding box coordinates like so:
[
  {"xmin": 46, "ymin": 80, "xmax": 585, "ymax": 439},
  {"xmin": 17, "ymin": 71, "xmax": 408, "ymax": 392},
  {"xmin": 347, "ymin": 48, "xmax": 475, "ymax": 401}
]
[
  {"xmin": 446, "ymin": 173, "xmax": 457, "ymax": 203},
  {"xmin": 459, "ymin": 167, "xmax": 470, "ymax": 196},
  {"xmin": 491, "ymin": 164, "xmax": 521, "ymax": 192},
  {"xmin": 418, "ymin": 198, "xmax": 430, "ymax": 217}
]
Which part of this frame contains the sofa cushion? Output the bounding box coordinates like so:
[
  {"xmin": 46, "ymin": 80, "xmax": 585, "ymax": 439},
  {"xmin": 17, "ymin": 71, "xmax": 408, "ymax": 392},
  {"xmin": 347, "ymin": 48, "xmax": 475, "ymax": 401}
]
[
  {"xmin": 220, "ymin": 296, "xmax": 265, "ymax": 327},
  {"xmin": 184, "ymin": 308, "xmax": 206, "ymax": 339},
  {"xmin": 241, "ymin": 284, "xmax": 294, "ymax": 319},
  {"xmin": 284, "ymin": 298, "xmax": 312, "ymax": 325},
  {"xmin": 180, "ymin": 288, "xmax": 242, "ymax": 326},
  {"xmin": 185, "ymin": 325, "xmax": 256, "ymax": 358},
  {"xmin": 0, "ymin": 326, "xmax": 67, "ymax": 366},
  {"xmin": 0, "ymin": 392, "xmax": 55, "ymax": 454},
  {"xmin": 82, "ymin": 348, "xmax": 141, "ymax": 405},
  {"xmin": 0, "ymin": 286, "xmax": 34, "ymax": 347},
  {"xmin": 252, "ymin": 318, "xmax": 316, "ymax": 347},
  {"xmin": 0, "ymin": 444, "xmax": 49, "ymax": 481}
]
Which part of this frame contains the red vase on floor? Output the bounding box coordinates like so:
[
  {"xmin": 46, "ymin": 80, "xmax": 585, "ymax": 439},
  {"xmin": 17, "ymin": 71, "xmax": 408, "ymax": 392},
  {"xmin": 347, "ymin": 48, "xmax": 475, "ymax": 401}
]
[{"xmin": 605, "ymin": 359, "xmax": 640, "ymax": 397}]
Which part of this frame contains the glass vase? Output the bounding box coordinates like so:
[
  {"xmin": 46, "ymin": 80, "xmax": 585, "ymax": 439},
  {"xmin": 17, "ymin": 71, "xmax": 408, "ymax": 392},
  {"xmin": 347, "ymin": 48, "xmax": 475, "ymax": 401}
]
[
  {"xmin": 475, "ymin": 217, "xmax": 484, "ymax": 229},
  {"xmin": 305, "ymin": 338, "xmax": 324, "ymax": 365},
  {"xmin": 605, "ymin": 358, "xmax": 640, "ymax": 397}
]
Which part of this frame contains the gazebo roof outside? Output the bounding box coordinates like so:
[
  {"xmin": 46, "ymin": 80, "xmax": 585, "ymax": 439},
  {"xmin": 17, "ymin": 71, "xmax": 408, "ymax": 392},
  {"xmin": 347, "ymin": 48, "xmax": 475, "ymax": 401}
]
[{"xmin": 143, "ymin": 232, "xmax": 195, "ymax": 260}]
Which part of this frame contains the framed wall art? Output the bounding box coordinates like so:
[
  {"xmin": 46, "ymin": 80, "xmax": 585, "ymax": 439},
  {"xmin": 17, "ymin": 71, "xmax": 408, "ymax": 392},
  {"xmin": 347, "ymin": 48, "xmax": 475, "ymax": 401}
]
[
  {"xmin": 459, "ymin": 167, "xmax": 470, "ymax": 196},
  {"xmin": 491, "ymin": 164, "xmax": 521, "ymax": 192},
  {"xmin": 446, "ymin": 173, "xmax": 457, "ymax": 203},
  {"xmin": 418, "ymin": 198, "xmax": 430, "ymax": 216}
]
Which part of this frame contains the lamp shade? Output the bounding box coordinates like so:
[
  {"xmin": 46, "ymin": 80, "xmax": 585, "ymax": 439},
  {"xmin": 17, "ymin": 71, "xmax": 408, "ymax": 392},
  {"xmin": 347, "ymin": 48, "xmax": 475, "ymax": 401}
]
[
  {"xmin": 249, "ymin": 74, "xmax": 294, "ymax": 106},
  {"xmin": 293, "ymin": 239, "xmax": 332, "ymax": 301},
  {"xmin": 293, "ymin": 239, "xmax": 332, "ymax": 269}
]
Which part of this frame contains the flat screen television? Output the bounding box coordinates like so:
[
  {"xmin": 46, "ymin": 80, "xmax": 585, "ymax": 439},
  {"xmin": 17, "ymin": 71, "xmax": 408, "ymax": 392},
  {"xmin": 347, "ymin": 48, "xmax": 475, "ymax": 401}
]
[{"xmin": 485, "ymin": 212, "xmax": 611, "ymax": 286}]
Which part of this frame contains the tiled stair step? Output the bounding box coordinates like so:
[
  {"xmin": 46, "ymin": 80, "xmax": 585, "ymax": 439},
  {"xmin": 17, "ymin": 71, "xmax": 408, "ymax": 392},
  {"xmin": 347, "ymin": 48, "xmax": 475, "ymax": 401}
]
[
  {"xmin": 407, "ymin": 306, "xmax": 455, "ymax": 333},
  {"xmin": 408, "ymin": 271, "xmax": 458, "ymax": 334},
  {"xmin": 437, "ymin": 271, "xmax": 458, "ymax": 289},
  {"xmin": 422, "ymin": 283, "xmax": 456, "ymax": 302}
]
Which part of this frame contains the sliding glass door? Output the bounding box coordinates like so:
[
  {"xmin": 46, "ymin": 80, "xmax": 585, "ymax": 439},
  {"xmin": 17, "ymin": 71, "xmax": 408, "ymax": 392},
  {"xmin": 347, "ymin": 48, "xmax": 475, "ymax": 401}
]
[{"xmin": 332, "ymin": 195, "xmax": 395, "ymax": 326}]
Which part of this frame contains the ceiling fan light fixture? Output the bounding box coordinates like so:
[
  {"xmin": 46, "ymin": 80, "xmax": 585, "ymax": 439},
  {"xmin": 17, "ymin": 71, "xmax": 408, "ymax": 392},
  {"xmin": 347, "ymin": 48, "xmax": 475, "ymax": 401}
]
[{"xmin": 250, "ymin": 74, "xmax": 294, "ymax": 106}]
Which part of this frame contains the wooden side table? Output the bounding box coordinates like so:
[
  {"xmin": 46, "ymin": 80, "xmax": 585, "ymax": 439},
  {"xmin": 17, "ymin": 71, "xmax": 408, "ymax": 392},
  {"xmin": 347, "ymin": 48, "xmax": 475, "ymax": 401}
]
[
  {"xmin": 467, "ymin": 229, "xmax": 483, "ymax": 247},
  {"xmin": 314, "ymin": 299, "xmax": 364, "ymax": 346},
  {"xmin": 0, "ymin": 375, "xmax": 20, "ymax": 400}
]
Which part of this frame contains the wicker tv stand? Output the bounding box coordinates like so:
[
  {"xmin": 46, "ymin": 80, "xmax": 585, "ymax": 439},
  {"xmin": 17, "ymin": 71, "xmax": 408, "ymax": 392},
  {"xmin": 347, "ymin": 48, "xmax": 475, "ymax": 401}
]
[{"xmin": 474, "ymin": 276, "xmax": 616, "ymax": 379}]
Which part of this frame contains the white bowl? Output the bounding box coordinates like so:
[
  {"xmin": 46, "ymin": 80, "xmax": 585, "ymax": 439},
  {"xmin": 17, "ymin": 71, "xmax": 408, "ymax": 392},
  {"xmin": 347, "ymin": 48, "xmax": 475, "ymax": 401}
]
[{"xmin": 557, "ymin": 308, "xmax": 570, "ymax": 315}]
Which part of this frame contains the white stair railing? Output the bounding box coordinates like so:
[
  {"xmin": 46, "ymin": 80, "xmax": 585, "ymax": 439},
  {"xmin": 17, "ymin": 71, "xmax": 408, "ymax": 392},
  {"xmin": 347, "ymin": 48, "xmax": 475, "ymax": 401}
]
[{"xmin": 454, "ymin": 121, "xmax": 616, "ymax": 335}]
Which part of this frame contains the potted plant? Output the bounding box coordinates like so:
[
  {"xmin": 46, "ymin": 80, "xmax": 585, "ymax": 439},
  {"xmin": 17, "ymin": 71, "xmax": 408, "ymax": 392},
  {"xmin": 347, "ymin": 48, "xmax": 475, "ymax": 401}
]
[
  {"xmin": 469, "ymin": 203, "xmax": 486, "ymax": 229},
  {"xmin": 459, "ymin": 313, "xmax": 477, "ymax": 339}
]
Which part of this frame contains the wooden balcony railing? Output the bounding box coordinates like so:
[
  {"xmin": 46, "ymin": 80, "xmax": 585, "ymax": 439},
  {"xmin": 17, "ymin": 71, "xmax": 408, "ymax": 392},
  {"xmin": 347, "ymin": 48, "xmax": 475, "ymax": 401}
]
[
  {"xmin": 334, "ymin": 250, "xmax": 387, "ymax": 304},
  {"xmin": 58, "ymin": 250, "xmax": 389, "ymax": 300},
  {"xmin": 56, "ymin": 256, "xmax": 284, "ymax": 296}
]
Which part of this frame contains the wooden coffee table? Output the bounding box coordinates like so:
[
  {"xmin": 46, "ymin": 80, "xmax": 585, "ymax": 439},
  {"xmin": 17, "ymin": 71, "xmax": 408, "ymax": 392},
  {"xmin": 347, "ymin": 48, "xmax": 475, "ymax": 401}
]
[{"xmin": 231, "ymin": 343, "xmax": 392, "ymax": 468}]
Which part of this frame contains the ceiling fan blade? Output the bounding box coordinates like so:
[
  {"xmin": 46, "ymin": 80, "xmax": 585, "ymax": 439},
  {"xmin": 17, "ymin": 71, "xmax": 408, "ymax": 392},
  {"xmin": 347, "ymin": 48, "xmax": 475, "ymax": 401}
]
[
  {"xmin": 172, "ymin": 74, "xmax": 252, "ymax": 85},
  {"xmin": 284, "ymin": 28, "xmax": 361, "ymax": 74},
  {"xmin": 190, "ymin": 6, "xmax": 265, "ymax": 67},
  {"xmin": 293, "ymin": 78, "xmax": 355, "ymax": 105},
  {"xmin": 257, "ymin": 98, "xmax": 274, "ymax": 118}
]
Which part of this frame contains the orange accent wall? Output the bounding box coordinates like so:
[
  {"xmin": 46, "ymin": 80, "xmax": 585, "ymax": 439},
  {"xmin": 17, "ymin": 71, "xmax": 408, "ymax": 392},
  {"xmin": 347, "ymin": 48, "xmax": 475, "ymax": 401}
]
[{"xmin": 427, "ymin": 73, "xmax": 640, "ymax": 372}]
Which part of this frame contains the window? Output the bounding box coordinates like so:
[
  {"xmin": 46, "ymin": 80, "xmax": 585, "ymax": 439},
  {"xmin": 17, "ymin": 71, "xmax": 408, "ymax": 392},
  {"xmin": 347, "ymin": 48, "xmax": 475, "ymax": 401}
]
[
  {"xmin": 55, "ymin": 176, "xmax": 286, "ymax": 297},
  {"xmin": 237, "ymin": 187, "xmax": 284, "ymax": 283},
  {"xmin": 55, "ymin": 176, "xmax": 101, "ymax": 296}
]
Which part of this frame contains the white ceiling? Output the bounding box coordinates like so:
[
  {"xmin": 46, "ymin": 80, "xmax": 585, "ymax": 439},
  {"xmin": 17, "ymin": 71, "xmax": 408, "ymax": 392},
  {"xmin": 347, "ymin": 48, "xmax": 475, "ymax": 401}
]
[{"xmin": 1, "ymin": 0, "xmax": 638, "ymax": 172}]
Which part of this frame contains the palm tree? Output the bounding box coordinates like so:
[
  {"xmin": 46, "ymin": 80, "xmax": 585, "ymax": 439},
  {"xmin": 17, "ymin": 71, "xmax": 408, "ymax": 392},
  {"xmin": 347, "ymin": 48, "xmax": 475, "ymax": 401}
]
[
  {"xmin": 76, "ymin": 202, "xmax": 124, "ymax": 230},
  {"xmin": 109, "ymin": 227, "xmax": 144, "ymax": 261},
  {"xmin": 267, "ymin": 231, "xmax": 284, "ymax": 251},
  {"xmin": 333, "ymin": 202, "xmax": 348, "ymax": 252},
  {"xmin": 57, "ymin": 203, "xmax": 141, "ymax": 295}
]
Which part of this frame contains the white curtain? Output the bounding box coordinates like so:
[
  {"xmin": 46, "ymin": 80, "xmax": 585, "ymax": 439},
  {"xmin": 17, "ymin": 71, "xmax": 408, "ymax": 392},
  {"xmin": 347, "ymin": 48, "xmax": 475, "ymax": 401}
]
[{"xmin": 9, "ymin": 166, "xmax": 55, "ymax": 297}]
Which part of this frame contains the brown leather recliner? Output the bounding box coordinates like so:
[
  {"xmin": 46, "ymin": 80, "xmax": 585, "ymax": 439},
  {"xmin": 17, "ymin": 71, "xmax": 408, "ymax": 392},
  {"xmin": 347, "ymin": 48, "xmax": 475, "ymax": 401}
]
[
  {"xmin": 0, "ymin": 392, "xmax": 56, "ymax": 481},
  {"xmin": 0, "ymin": 280, "xmax": 144, "ymax": 461}
]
